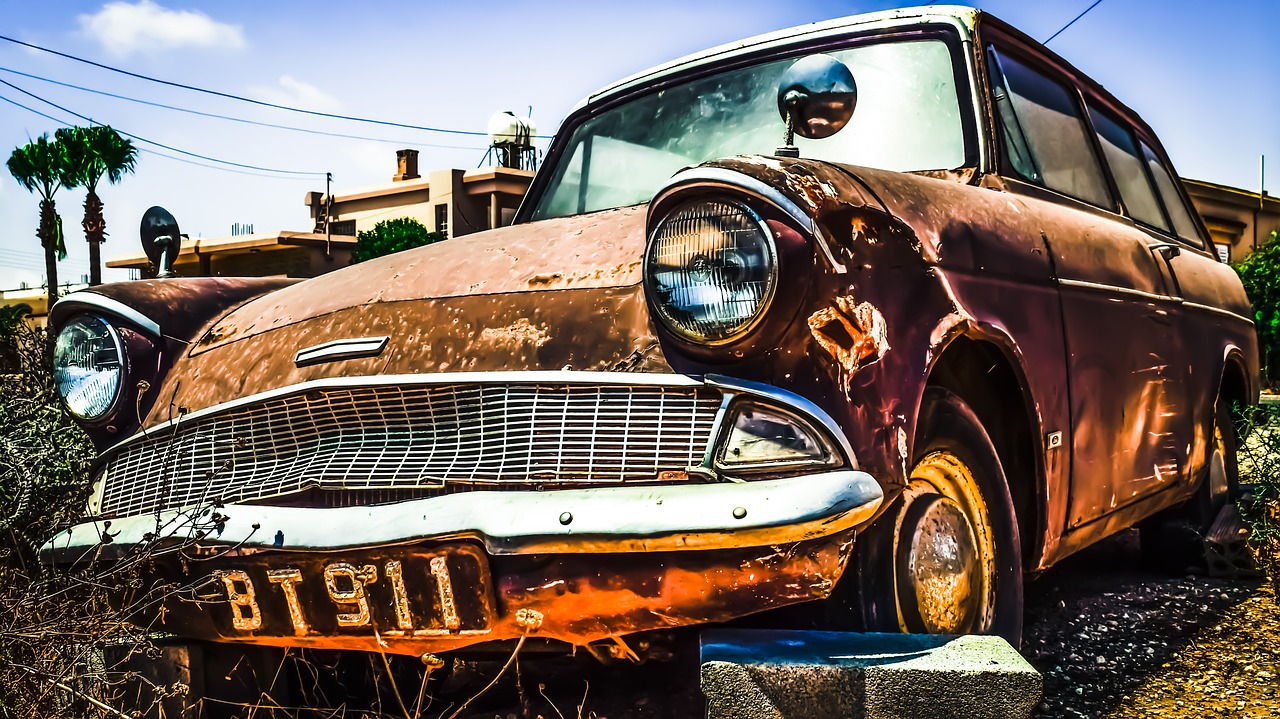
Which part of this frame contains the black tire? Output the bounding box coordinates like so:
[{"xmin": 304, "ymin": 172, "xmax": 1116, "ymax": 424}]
[
  {"xmin": 849, "ymin": 387, "xmax": 1024, "ymax": 645},
  {"xmin": 1140, "ymin": 397, "xmax": 1240, "ymax": 573}
]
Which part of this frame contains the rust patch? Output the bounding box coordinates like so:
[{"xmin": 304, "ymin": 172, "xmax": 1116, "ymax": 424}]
[
  {"xmin": 476, "ymin": 317, "xmax": 550, "ymax": 351},
  {"xmin": 926, "ymin": 309, "xmax": 976, "ymax": 364},
  {"xmin": 142, "ymin": 532, "xmax": 854, "ymax": 656},
  {"xmin": 807, "ymin": 297, "xmax": 889, "ymax": 374}
]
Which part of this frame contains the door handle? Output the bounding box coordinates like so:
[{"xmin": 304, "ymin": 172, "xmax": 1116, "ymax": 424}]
[{"xmin": 1150, "ymin": 242, "xmax": 1181, "ymax": 260}]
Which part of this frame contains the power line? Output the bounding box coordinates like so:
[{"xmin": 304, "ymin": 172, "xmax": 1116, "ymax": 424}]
[
  {"xmin": 1, "ymin": 89, "xmax": 328, "ymax": 181},
  {"xmin": 0, "ymin": 33, "xmax": 551, "ymax": 138},
  {"xmin": 137, "ymin": 147, "xmax": 321, "ymax": 180},
  {"xmin": 0, "ymin": 76, "xmax": 327, "ymax": 176},
  {"xmin": 1044, "ymin": 0, "xmax": 1106, "ymax": 45},
  {"xmin": 0, "ymin": 65, "xmax": 488, "ymax": 151}
]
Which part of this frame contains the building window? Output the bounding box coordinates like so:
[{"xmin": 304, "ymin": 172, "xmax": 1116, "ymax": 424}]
[
  {"xmin": 435, "ymin": 204, "xmax": 449, "ymax": 238},
  {"xmin": 328, "ymin": 220, "xmax": 356, "ymax": 236}
]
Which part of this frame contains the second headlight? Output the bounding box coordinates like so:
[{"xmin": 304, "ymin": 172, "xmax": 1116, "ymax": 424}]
[
  {"xmin": 53, "ymin": 315, "xmax": 125, "ymax": 421},
  {"xmin": 644, "ymin": 197, "xmax": 777, "ymax": 345}
]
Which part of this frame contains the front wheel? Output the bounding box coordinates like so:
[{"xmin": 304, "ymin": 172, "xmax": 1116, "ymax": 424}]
[{"xmin": 853, "ymin": 387, "xmax": 1024, "ymax": 643}]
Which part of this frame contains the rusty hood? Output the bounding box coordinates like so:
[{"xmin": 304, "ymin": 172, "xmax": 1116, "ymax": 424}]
[{"xmin": 153, "ymin": 206, "xmax": 668, "ymax": 421}]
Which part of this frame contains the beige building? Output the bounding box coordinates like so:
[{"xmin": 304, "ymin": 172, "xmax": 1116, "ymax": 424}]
[
  {"xmin": 1184, "ymin": 179, "xmax": 1280, "ymax": 263},
  {"xmin": 108, "ymin": 149, "xmax": 535, "ymax": 279},
  {"xmin": 0, "ymin": 283, "xmax": 88, "ymax": 328},
  {"xmin": 304, "ymin": 149, "xmax": 534, "ymax": 239}
]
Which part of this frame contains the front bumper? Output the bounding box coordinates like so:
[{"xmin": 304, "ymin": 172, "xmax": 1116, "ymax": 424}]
[
  {"xmin": 43, "ymin": 472, "xmax": 882, "ymax": 654},
  {"xmin": 45, "ymin": 471, "xmax": 881, "ymax": 559}
]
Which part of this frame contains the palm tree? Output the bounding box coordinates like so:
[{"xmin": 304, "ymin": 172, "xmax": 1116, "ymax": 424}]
[
  {"xmin": 7, "ymin": 134, "xmax": 73, "ymax": 311},
  {"xmin": 59, "ymin": 125, "xmax": 138, "ymax": 286}
]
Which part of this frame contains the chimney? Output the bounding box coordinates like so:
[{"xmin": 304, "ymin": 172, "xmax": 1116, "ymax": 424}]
[{"xmin": 393, "ymin": 149, "xmax": 420, "ymax": 182}]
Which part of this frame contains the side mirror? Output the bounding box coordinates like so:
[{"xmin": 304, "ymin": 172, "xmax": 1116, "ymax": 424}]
[
  {"xmin": 140, "ymin": 206, "xmax": 183, "ymax": 279},
  {"xmin": 776, "ymin": 54, "xmax": 858, "ymax": 157}
]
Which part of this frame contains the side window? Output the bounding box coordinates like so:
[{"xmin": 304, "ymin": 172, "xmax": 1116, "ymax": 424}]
[
  {"xmin": 1140, "ymin": 141, "xmax": 1203, "ymax": 245},
  {"xmin": 1087, "ymin": 106, "xmax": 1167, "ymax": 230},
  {"xmin": 987, "ymin": 47, "xmax": 1112, "ymax": 208}
]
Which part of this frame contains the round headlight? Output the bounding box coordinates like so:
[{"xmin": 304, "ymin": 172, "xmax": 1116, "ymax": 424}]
[
  {"xmin": 53, "ymin": 315, "xmax": 124, "ymax": 420},
  {"xmin": 644, "ymin": 198, "xmax": 777, "ymax": 344}
]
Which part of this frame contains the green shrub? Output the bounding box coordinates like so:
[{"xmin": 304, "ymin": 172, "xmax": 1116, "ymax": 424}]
[
  {"xmin": 351, "ymin": 217, "xmax": 444, "ymax": 263},
  {"xmin": 1236, "ymin": 403, "xmax": 1280, "ymax": 581},
  {"xmin": 1232, "ymin": 231, "xmax": 1280, "ymax": 385}
]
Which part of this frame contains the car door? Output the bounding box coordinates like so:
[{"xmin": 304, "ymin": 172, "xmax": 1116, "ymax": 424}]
[
  {"xmin": 986, "ymin": 45, "xmax": 1195, "ymax": 530},
  {"xmin": 1129, "ymin": 132, "xmax": 1251, "ymax": 495}
]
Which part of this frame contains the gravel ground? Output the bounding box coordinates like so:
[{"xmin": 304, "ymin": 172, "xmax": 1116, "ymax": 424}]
[
  {"xmin": 1023, "ymin": 528, "xmax": 1279, "ymax": 718},
  {"xmin": 448, "ymin": 528, "xmax": 1278, "ymax": 718}
]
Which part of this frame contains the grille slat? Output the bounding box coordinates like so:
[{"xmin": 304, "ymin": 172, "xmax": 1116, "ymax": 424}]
[{"xmin": 100, "ymin": 382, "xmax": 720, "ymax": 516}]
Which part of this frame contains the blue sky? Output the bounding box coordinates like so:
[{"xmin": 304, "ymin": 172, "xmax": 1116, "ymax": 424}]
[{"xmin": 0, "ymin": 0, "xmax": 1276, "ymax": 290}]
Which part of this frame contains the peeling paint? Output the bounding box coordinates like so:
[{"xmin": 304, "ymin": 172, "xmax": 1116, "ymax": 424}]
[
  {"xmin": 926, "ymin": 310, "xmax": 976, "ymax": 364},
  {"xmin": 807, "ymin": 297, "xmax": 889, "ymax": 375},
  {"xmin": 476, "ymin": 317, "xmax": 551, "ymax": 351}
]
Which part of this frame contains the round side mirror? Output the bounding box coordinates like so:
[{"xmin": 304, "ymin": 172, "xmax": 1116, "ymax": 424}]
[
  {"xmin": 776, "ymin": 54, "xmax": 858, "ymax": 141},
  {"xmin": 140, "ymin": 206, "xmax": 182, "ymax": 278}
]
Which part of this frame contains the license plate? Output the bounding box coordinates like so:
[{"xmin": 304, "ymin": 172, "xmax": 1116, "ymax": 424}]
[{"xmin": 202, "ymin": 544, "xmax": 494, "ymax": 639}]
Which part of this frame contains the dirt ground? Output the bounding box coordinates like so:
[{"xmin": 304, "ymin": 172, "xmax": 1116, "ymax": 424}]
[{"xmin": 1023, "ymin": 529, "xmax": 1280, "ymax": 718}]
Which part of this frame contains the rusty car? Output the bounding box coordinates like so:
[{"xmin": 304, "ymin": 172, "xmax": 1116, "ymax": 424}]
[{"xmin": 43, "ymin": 1, "xmax": 1257, "ymax": 691}]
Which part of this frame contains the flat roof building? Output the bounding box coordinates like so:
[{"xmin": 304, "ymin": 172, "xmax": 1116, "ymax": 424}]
[
  {"xmin": 107, "ymin": 149, "xmax": 535, "ymax": 279},
  {"xmin": 1184, "ymin": 178, "xmax": 1280, "ymax": 263}
]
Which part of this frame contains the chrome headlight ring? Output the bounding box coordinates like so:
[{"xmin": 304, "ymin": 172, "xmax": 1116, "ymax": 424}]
[
  {"xmin": 53, "ymin": 315, "xmax": 126, "ymax": 421},
  {"xmin": 643, "ymin": 196, "xmax": 779, "ymax": 345}
]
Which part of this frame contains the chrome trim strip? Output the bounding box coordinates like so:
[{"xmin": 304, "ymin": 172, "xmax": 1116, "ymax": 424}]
[
  {"xmin": 706, "ymin": 374, "xmax": 858, "ymax": 470},
  {"xmin": 294, "ymin": 336, "xmax": 389, "ymax": 367},
  {"xmin": 655, "ymin": 167, "xmax": 848, "ymax": 273},
  {"xmin": 1182, "ymin": 301, "xmax": 1254, "ymax": 326},
  {"xmin": 51, "ymin": 292, "xmax": 163, "ymax": 338},
  {"xmin": 698, "ymin": 391, "xmax": 737, "ymax": 474},
  {"xmin": 1056, "ymin": 278, "xmax": 1181, "ymax": 304},
  {"xmin": 1057, "ymin": 279, "xmax": 1251, "ymax": 324},
  {"xmin": 43, "ymin": 471, "xmax": 883, "ymax": 559},
  {"xmin": 579, "ymin": 10, "xmax": 976, "ymax": 111}
]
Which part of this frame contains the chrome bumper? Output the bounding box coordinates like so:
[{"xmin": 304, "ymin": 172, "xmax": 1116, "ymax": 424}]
[{"xmin": 43, "ymin": 471, "xmax": 883, "ymax": 561}]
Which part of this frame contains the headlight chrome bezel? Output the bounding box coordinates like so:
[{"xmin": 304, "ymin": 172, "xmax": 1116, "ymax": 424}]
[
  {"xmin": 643, "ymin": 196, "xmax": 780, "ymax": 346},
  {"xmin": 53, "ymin": 314, "xmax": 127, "ymax": 422}
]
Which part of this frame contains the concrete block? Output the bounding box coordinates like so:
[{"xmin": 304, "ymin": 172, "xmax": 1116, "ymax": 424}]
[{"xmin": 701, "ymin": 629, "xmax": 1042, "ymax": 719}]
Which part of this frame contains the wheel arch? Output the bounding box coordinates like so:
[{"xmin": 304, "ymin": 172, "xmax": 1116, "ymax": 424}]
[
  {"xmin": 1219, "ymin": 346, "xmax": 1254, "ymax": 409},
  {"xmin": 923, "ymin": 328, "xmax": 1045, "ymax": 570}
]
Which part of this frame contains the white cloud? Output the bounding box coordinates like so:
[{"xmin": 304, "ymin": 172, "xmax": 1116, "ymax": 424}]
[
  {"xmin": 249, "ymin": 75, "xmax": 343, "ymax": 113},
  {"xmin": 78, "ymin": 0, "xmax": 245, "ymax": 58}
]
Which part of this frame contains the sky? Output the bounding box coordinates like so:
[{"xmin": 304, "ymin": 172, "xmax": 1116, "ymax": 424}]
[{"xmin": 0, "ymin": 0, "xmax": 1276, "ymax": 291}]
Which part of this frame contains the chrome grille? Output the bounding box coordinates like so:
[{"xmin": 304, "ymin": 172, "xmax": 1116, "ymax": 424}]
[{"xmin": 99, "ymin": 382, "xmax": 722, "ymax": 516}]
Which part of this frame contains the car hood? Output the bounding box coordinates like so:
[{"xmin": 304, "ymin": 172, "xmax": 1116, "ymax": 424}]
[{"xmin": 150, "ymin": 205, "xmax": 668, "ymax": 422}]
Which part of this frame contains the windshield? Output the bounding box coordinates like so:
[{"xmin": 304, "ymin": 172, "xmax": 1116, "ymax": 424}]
[{"xmin": 530, "ymin": 37, "xmax": 968, "ymax": 221}]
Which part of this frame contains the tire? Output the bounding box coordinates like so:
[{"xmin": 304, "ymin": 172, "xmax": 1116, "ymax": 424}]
[
  {"xmin": 1140, "ymin": 397, "xmax": 1240, "ymax": 573},
  {"xmin": 851, "ymin": 387, "xmax": 1024, "ymax": 644}
]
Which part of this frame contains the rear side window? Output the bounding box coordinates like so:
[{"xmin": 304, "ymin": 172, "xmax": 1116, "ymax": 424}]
[
  {"xmin": 1087, "ymin": 106, "xmax": 1167, "ymax": 230},
  {"xmin": 1140, "ymin": 141, "xmax": 1203, "ymax": 245},
  {"xmin": 988, "ymin": 48, "xmax": 1112, "ymax": 208}
]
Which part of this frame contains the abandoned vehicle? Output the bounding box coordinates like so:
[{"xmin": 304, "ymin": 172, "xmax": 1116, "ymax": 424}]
[{"xmin": 44, "ymin": 2, "xmax": 1256, "ymax": 679}]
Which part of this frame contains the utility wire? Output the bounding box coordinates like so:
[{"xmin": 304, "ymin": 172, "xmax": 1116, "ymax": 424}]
[
  {"xmin": 0, "ymin": 90, "xmax": 331, "ymax": 185},
  {"xmin": 0, "ymin": 76, "xmax": 326, "ymax": 176},
  {"xmin": 0, "ymin": 90, "xmax": 300, "ymax": 180},
  {"xmin": 0, "ymin": 33, "xmax": 552, "ymax": 138},
  {"xmin": 0, "ymin": 65, "xmax": 488, "ymax": 151},
  {"xmin": 136, "ymin": 147, "xmax": 322, "ymax": 180},
  {"xmin": 1044, "ymin": 0, "xmax": 1106, "ymax": 45}
]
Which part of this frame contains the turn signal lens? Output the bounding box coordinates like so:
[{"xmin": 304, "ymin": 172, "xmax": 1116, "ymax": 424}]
[
  {"xmin": 644, "ymin": 198, "xmax": 777, "ymax": 344},
  {"xmin": 718, "ymin": 403, "xmax": 835, "ymax": 469}
]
